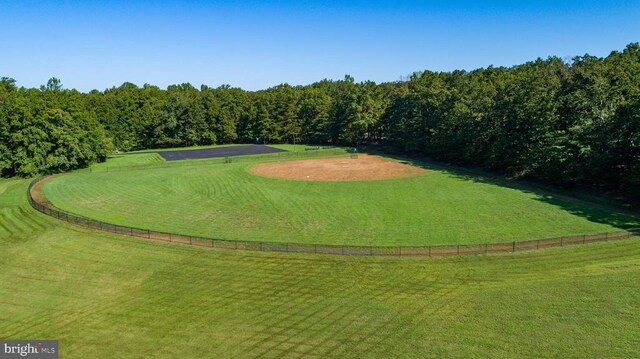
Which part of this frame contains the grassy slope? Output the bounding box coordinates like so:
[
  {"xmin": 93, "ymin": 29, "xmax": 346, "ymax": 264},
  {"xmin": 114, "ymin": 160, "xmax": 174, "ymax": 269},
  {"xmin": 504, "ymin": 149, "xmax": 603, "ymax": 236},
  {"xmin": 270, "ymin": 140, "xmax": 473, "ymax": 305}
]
[
  {"xmin": 43, "ymin": 155, "xmax": 640, "ymax": 246},
  {"xmin": 2, "ymin": 178, "xmax": 640, "ymax": 358}
]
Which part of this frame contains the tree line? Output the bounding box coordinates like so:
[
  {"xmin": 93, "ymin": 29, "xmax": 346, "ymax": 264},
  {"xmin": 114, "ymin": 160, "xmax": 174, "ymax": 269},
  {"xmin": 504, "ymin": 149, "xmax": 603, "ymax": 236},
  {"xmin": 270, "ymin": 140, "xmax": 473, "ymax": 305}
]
[{"xmin": 1, "ymin": 43, "xmax": 639, "ymax": 198}]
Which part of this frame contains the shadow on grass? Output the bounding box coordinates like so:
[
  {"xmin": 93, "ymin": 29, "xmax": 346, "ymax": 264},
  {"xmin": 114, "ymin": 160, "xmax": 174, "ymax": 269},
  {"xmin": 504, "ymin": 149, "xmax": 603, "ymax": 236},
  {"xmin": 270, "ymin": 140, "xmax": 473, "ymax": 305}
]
[{"xmin": 363, "ymin": 148, "xmax": 640, "ymax": 231}]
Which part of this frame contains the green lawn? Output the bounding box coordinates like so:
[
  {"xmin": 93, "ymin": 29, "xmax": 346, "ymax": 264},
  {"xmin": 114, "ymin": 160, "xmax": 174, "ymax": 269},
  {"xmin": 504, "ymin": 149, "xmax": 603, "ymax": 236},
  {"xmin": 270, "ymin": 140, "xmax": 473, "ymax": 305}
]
[
  {"xmin": 89, "ymin": 152, "xmax": 165, "ymax": 170},
  {"xmin": 43, "ymin": 153, "xmax": 639, "ymax": 246},
  {"xmin": 2, "ymin": 178, "xmax": 640, "ymax": 358},
  {"xmin": 88, "ymin": 145, "xmax": 346, "ymax": 173}
]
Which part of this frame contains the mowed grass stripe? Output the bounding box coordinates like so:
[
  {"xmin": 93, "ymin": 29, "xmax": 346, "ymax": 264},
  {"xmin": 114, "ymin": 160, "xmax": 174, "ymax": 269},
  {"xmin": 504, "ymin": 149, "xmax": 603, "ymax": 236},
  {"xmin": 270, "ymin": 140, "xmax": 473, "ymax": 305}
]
[
  {"xmin": 0, "ymin": 181, "xmax": 54, "ymax": 241},
  {"xmin": 42, "ymin": 154, "xmax": 640, "ymax": 246},
  {"xmin": 9, "ymin": 208, "xmax": 48, "ymax": 234},
  {"xmin": 89, "ymin": 153, "xmax": 165, "ymax": 171}
]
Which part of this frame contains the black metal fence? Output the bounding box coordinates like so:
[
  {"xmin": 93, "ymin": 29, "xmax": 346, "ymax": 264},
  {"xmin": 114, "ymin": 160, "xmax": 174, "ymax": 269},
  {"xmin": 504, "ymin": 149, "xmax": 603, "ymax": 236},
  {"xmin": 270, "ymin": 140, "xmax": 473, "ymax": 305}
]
[{"xmin": 28, "ymin": 176, "xmax": 640, "ymax": 257}]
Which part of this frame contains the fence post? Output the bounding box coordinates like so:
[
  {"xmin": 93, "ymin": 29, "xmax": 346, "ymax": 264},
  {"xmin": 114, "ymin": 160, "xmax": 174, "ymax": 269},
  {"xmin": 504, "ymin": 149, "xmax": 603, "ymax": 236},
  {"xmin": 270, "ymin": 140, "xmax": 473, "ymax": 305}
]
[
  {"xmin": 485, "ymin": 243, "xmax": 488, "ymax": 254},
  {"xmin": 560, "ymin": 237, "xmax": 564, "ymax": 247},
  {"xmin": 583, "ymin": 234, "xmax": 586, "ymax": 244},
  {"xmin": 606, "ymin": 232, "xmax": 609, "ymax": 241},
  {"xmin": 147, "ymin": 230, "xmax": 150, "ymax": 239},
  {"xmin": 537, "ymin": 239, "xmax": 540, "ymax": 250},
  {"xmin": 169, "ymin": 233, "xmax": 172, "ymax": 242},
  {"xmin": 512, "ymin": 241, "xmax": 515, "ymax": 252},
  {"xmin": 428, "ymin": 246, "xmax": 431, "ymax": 257}
]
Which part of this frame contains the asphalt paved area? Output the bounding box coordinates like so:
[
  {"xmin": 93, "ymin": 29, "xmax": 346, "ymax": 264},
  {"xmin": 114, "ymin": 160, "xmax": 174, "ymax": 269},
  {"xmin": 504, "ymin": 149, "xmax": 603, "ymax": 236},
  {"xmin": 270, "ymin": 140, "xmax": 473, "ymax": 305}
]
[{"xmin": 157, "ymin": 145, "xmax": 287, "ymax": 161}]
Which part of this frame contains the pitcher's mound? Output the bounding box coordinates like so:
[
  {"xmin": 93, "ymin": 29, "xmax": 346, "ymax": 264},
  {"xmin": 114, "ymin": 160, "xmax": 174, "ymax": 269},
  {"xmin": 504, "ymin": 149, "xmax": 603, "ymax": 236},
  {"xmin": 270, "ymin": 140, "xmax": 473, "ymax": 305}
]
[{"xmin": 250, "ymin": 154, "xmax": 427, "ymax": 181}]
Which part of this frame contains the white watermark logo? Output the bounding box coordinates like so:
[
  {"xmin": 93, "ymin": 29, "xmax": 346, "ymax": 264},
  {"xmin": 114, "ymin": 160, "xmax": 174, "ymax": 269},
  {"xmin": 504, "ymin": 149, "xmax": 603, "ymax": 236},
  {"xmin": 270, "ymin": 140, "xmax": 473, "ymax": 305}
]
[{"xmin": 1, "ymin": 341, "xmax": 57, "ymax": 359}]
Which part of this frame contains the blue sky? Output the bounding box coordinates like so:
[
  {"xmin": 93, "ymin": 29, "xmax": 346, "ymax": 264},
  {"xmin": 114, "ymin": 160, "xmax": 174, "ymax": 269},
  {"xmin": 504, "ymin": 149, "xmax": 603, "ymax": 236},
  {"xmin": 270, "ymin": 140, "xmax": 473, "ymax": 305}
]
[{"xmin": 1, "ymin": 1, "xmax": 639, "ymax": 92}]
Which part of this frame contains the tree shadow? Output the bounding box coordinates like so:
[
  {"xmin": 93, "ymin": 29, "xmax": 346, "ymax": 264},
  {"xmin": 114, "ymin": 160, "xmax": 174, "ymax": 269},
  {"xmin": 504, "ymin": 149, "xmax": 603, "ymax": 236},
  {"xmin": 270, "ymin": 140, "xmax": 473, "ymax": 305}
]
[{"xmin": 364, "ymin": 148, "xmax": 640, "ymax": 231}]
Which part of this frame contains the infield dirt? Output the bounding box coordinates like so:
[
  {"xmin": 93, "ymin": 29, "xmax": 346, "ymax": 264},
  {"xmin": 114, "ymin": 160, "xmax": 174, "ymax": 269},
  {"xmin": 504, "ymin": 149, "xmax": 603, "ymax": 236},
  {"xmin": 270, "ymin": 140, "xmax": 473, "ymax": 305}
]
[{"xmin": 250, "ymin": 154, "xmax": 427, "ymax": 181}]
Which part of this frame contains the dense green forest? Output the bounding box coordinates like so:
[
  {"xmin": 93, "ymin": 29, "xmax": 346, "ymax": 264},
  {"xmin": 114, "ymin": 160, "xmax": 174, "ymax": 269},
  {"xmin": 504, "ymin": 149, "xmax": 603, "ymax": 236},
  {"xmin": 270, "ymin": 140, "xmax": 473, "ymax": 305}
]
[{"xmin": 1, "ymin": 43, "xmax": 639, "ymax": 197}]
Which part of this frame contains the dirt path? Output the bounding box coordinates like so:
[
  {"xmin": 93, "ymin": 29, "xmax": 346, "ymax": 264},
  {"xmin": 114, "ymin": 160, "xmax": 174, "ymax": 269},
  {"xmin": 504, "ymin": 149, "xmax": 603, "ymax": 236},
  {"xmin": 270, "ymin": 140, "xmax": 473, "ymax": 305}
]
[{"xmin": 30, "ymin": 176, "xmax": 54, "ymax": 206}]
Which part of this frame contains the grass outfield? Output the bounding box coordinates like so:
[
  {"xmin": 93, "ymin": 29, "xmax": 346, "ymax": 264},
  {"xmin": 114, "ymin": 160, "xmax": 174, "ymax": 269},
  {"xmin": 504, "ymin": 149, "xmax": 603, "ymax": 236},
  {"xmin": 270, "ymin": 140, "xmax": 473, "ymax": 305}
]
[
  {"xmin": 42, "ymin": 152, "xmax": 640, "ymax": 246},
  {"xmin": 2, "ymin": 178, "xmax": 640, "ymax": 358}
]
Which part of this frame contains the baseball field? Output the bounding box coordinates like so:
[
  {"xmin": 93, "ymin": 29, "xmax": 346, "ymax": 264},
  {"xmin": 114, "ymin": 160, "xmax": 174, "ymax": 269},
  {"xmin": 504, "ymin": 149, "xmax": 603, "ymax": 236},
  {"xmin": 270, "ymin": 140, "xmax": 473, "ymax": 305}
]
[{"xmin": 37, "ymin": 145, "xmax": 639, "ymax": 247}]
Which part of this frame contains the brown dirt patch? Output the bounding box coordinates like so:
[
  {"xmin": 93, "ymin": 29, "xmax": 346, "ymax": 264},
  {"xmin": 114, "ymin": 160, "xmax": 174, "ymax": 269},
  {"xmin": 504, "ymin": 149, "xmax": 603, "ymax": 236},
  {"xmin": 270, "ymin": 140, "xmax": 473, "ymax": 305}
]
[
  {"xmin": 250, "ymin": 154, "xmax": 427, "ymax": 181},
  {"xmin": 30, "ymin": 176, "xmax": 53, "ymax": 206}
]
